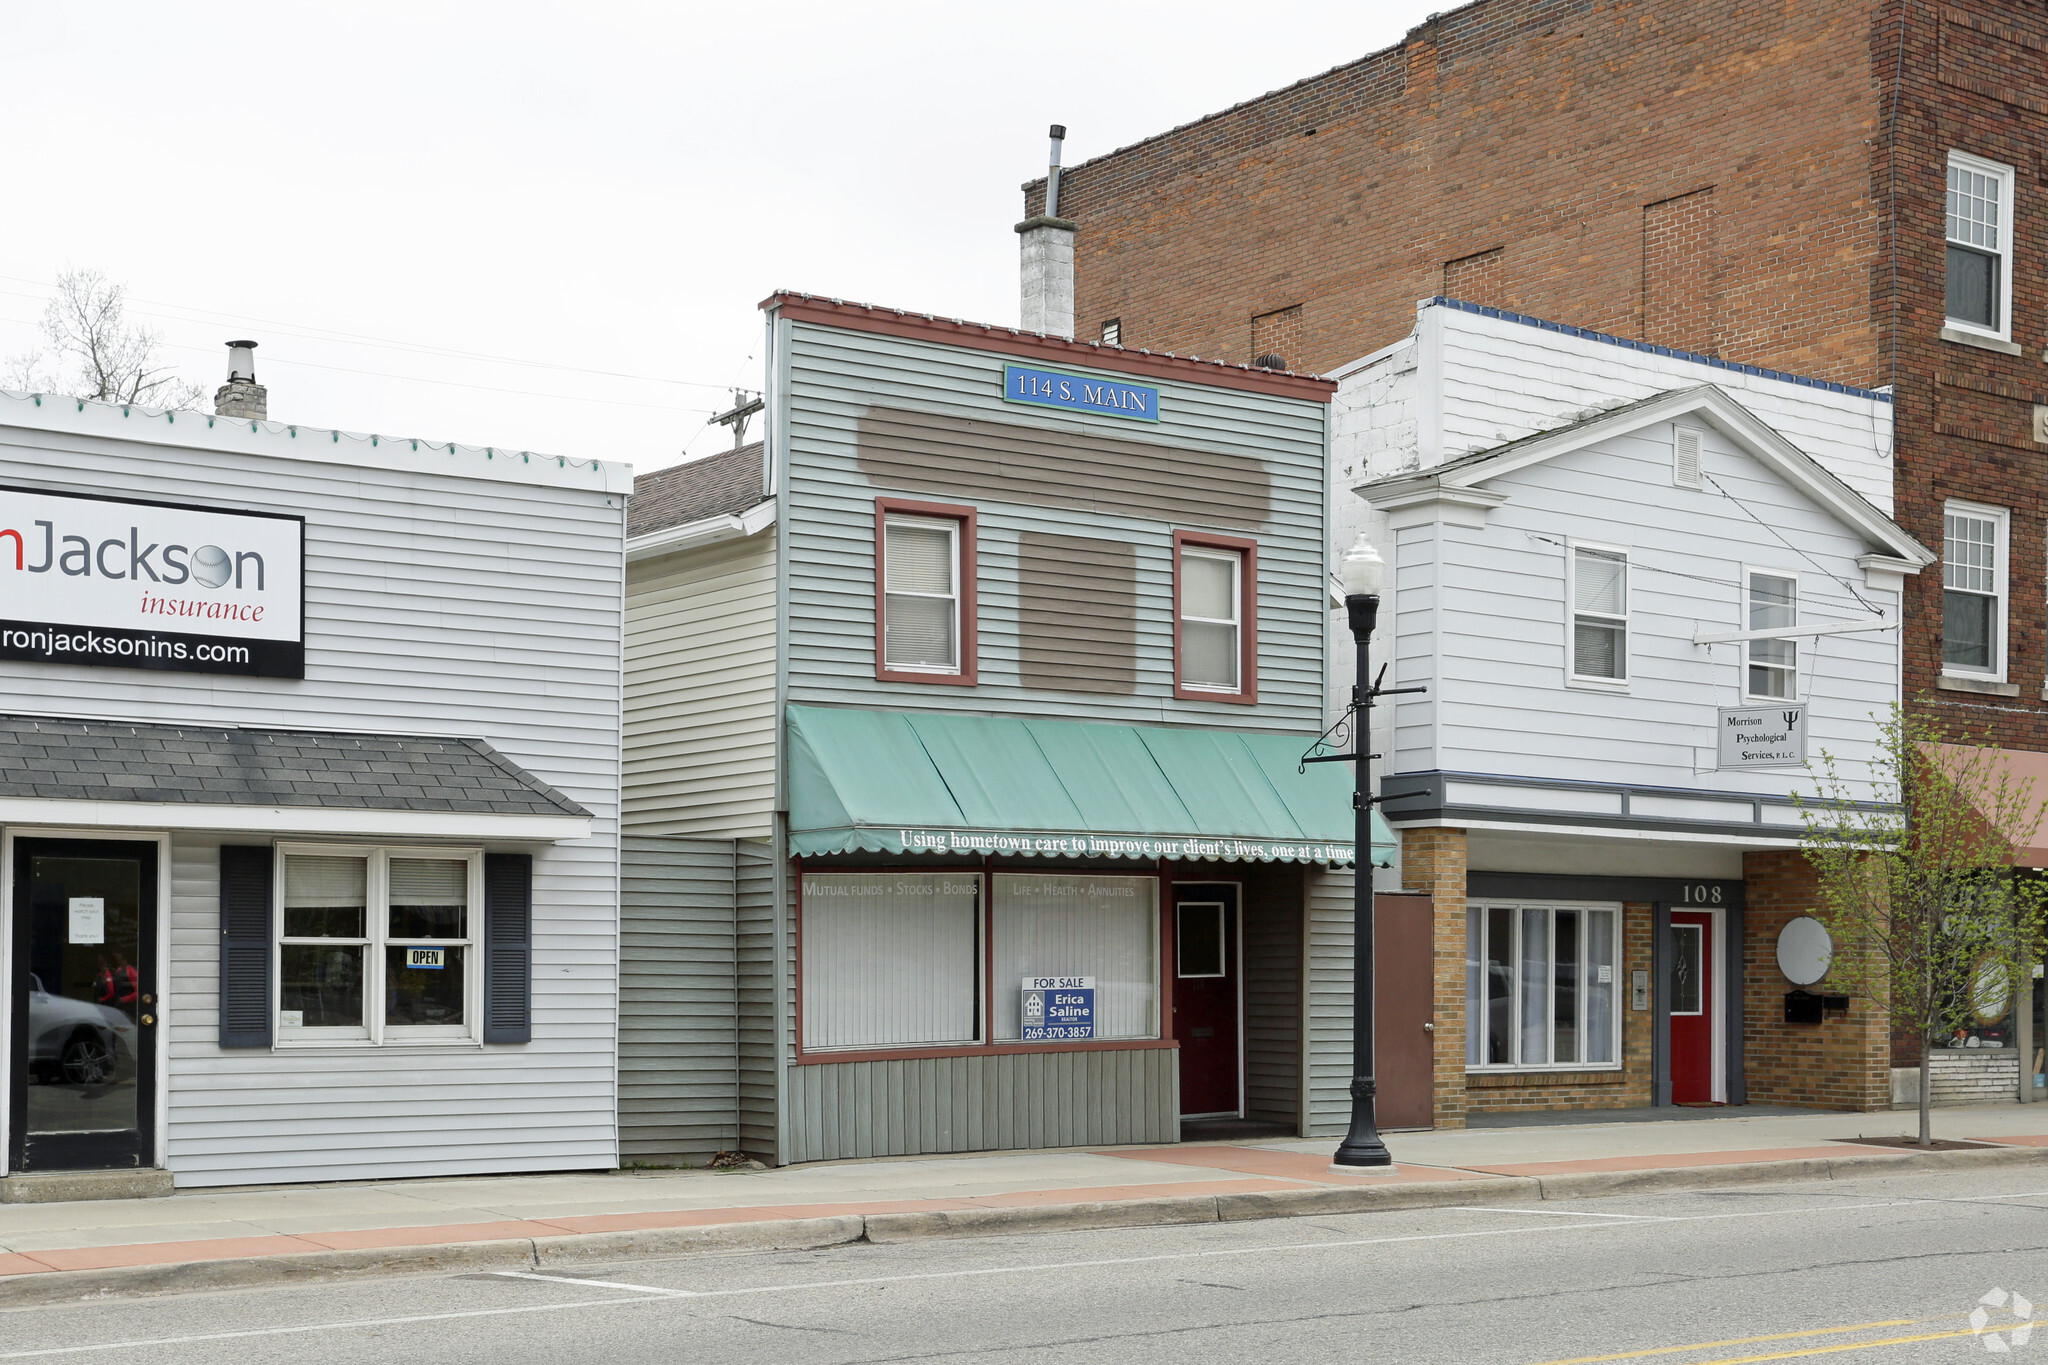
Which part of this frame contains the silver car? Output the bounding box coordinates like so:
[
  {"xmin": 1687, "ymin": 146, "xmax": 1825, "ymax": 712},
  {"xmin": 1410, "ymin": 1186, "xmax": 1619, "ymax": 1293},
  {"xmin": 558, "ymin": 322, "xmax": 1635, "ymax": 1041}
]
[{"xmin": 26, "ymin": 974, "xmax": 136, "ymax": 1085}]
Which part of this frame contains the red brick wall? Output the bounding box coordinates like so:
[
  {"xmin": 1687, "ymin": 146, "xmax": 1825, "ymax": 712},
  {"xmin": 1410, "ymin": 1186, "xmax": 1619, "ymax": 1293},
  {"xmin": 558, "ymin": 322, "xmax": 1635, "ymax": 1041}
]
[
  {"xmin": 1742, "ymin": 852, "xmax": 1891, "ymax": 1111},
  {"xmin": 1400, "ymin": 827, "xmax": 1470, "ymax": 1129},
  {"xmin": 1442, "ymin": 248, "xmax": 1506, "ymax": 310},
  {"xmin": 1643, "ymin": 188, "xmax": 1719, "ymax": 354},
  {"xmin": 1036, "ymin": 0, "xmax": 1887, "ymax": 382}
]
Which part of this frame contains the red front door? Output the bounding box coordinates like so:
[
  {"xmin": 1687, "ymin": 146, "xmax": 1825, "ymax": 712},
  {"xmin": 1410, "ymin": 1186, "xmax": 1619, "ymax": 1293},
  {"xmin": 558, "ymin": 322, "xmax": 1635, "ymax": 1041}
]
[
  {"xmin": 1173, "ymin": 886, "xmax": 1240, "ymax": 1117},
  {"xmin": 1669, "ymin": 911, "xmax": 1714, "ymax": 1104}
]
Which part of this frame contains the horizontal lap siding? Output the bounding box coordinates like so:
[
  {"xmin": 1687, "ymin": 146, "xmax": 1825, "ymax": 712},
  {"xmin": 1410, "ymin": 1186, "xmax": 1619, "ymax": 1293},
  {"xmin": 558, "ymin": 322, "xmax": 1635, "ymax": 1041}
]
[
  {"xmin": 624, "ymin": 531, "xmax": 777, "ymax": 838},
  {"xmin": 619, "ymin": 837, "xmax": 739, "ymax": 1161},
  {"xmin": 781, "ymin": 322, "xmax": 1328, "ymax": 731},
  {"xmin": 0, "ymin": 427, "xmax": 624, "ymax": 1188},
  {"xmin": 1244, "ymin": 864, "xmax": 1305, "ymax": 1129},
  {"xmin": 1399, "ymin": 425, "xmax": 1897, "ymax": 802},
  {"xmin": 736, "ymin": 840, "xmax": 779, "ymax": 1160},
  {"xmin": 1305, "ymin": 866, "xmax": 1354, "ymax": 1136},
  {"xmin": 785, "ymin": 1048, "xmax": 1177, "ymax": 1163}
]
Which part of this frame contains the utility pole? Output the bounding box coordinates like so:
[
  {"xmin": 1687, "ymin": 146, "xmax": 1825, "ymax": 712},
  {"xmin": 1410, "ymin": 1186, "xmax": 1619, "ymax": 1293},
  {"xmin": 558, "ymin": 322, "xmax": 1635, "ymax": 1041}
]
[{"xmin": 711, "ymin": 389, "xmax": 764, "ymax": 450}]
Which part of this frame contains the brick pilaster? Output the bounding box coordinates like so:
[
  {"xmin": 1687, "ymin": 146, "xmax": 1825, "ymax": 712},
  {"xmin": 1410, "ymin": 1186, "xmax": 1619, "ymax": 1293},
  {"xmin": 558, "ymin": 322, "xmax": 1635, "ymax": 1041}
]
[{"xmin": 1402, "ymin": 826, "xmax": 1469, "ymax": 1129}]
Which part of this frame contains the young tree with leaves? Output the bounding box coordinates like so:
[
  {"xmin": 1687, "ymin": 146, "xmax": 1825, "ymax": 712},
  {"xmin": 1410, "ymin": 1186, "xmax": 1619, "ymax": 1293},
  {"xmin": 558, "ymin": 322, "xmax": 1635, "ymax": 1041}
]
[
  {"xmin": 4, "ymin": 269, "xmax": 206, "ymax": 410},
  {"xmin": 1801, "ymin": 702, "xmax": 2048, "ymax": 1146}
]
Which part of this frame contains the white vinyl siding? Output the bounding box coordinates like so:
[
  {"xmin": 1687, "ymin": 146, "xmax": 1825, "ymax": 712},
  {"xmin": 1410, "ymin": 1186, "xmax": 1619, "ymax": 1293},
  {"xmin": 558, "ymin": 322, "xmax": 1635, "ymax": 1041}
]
[
  {"xmin": 991, "ymin": 874, "xmax": 1159, "ymax": 1041},
  {"xmin": 799, "ymin": 872, "xmax": 982, "ymax": 1050},
  {"xmin": 1466, "ymin": 902, "xmax": 1619, "ymax": 1071},
  {"xmin": 1943, "ymin": 501, "xmax": 2005, "ymax": 680},
  {"xmin": 1569, "ymin": 544, "xmax": 1629, "ymax": 684},
  {"xmin": 624, "ymin": 529, "xmax": 777, "ymax": 838},
  {"xmin": 1947, "ymin": 151, "xmax": 2013, "ymax": 340},
  {"xmin": 0, "ymin": 406, "xmax": 623, "ymax": 1188},
  {"xmin": 882, "ymin": 515, "xmax": 961, "ymax": 672},
  {"xmin": 1179, "ymin": 547, "xmax": 1242, "ymax": 692},
  {"xmin": 1745, "ymin": 570, "xmax": 1798, "ymax": 700}
]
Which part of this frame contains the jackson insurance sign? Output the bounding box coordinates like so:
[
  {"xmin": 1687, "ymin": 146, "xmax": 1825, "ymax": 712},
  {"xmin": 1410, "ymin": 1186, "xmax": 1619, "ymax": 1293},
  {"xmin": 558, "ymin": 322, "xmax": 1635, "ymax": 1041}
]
[{"xmin": 0, "ymin": 486, "xmax": 304, "ymax": 678}]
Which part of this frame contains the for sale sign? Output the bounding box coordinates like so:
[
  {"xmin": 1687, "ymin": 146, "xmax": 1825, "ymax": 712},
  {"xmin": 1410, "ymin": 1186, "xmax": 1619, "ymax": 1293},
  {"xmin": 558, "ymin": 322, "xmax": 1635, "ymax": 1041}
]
[
  {"xmin": 0, "ymin": 486, "xmax": 304, "ymax": 678},
  {"xmin": 1021, "ymin": 976, "xmax": 1095, "ymax": 1041}
]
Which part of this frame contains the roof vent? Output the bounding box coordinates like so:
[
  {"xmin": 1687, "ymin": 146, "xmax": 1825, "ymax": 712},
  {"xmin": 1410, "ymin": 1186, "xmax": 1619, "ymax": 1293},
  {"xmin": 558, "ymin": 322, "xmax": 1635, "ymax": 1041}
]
[
  {"xmin": 1254, "ymin": 353, "xmax": 1287, "ymax": 371},
  {"xmin": 1674, "ymin": 427, "xmax": 1703, "ymax": 488},
  {"xmin": 215, "ymin": 340, "xmax": 267, "ymax": 421}
]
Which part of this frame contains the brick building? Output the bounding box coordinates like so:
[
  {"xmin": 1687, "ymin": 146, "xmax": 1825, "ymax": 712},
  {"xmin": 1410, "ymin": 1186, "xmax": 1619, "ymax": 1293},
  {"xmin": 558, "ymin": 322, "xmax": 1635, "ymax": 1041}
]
[{"xmin": 1028, "ymin": 0, "xmax": 2048, "ymax": 1116}]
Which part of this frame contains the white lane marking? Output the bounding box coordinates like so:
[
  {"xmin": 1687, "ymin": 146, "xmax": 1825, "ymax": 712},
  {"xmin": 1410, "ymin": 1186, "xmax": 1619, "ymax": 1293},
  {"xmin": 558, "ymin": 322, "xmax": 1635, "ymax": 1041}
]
[
  {"xmin": 0, "ymin": 1196, "xmax": 1963, "ymax": 1359},
  {"xmin": 1457, "ymin": 1206, "xmax": 1666, "ymax": 1220},
  {"xmin": 493, "ymin": 1271, "xmax": 694, "ymax": 1296}
]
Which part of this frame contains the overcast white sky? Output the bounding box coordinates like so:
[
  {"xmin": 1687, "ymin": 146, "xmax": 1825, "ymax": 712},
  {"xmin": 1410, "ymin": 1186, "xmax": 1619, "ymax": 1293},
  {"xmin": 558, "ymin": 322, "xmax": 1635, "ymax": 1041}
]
[{"xmin": 0, "ymin": 3, "xmax": 1440, "ymax": 473}]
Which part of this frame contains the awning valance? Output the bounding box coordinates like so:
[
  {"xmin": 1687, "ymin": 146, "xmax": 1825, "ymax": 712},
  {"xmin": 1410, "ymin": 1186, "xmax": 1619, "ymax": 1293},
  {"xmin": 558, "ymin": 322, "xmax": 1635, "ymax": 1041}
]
[{"xmin": 785, "ymin": 704, "xmax": 1394, "ymax": 866}]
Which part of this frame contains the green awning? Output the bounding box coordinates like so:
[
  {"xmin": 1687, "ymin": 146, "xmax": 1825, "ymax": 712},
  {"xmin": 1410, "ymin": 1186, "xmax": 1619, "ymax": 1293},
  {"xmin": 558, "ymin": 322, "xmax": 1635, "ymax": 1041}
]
[{"xmin": 785, "ymin": 704, "xmax": 1395, "ymax": 866}]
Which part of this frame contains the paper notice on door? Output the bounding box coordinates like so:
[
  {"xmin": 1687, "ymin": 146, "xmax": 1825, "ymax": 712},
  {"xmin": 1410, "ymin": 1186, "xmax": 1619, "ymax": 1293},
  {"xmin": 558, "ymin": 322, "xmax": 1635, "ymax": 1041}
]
[{"xmin": 68, "ymin": 897, "xmax": 105, "ymax": 945}]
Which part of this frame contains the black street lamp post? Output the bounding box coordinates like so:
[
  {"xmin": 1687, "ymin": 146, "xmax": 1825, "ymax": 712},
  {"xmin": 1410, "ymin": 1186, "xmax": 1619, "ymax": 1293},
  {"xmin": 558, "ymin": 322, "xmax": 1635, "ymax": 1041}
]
[{"xmin": 1309, "ymin": 532, "xmax": 1424, "ymax": 1170}]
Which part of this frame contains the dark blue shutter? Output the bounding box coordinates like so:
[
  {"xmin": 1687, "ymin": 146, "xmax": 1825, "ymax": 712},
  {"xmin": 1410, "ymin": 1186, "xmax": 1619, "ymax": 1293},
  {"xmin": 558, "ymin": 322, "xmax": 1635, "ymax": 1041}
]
[
  {"xmin": 218, "ymin": 844, "xmax": 274, "ymax": 1048},
  {"xmin": 483, "ymin": 852, "xmax": 532, "ymax": 1044}
]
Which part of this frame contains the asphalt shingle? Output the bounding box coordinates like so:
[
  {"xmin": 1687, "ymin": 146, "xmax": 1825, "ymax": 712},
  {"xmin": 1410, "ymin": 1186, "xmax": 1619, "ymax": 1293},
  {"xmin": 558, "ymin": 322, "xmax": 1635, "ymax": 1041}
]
[{"xmin": 627, "ymin": 442, "xmax": 767, "ymax": 539}]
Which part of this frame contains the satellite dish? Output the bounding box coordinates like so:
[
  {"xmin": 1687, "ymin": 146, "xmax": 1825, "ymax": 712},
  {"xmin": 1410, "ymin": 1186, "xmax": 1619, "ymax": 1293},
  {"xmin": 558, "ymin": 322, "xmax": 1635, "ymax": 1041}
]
[{"xmin": 1777, "ymin": 916, "xmax": 1833, "ymax": 986}]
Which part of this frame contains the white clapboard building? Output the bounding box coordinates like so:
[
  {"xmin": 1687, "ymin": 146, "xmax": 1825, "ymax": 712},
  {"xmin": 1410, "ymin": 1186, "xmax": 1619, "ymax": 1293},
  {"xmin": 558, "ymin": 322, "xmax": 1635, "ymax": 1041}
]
[
  {"xmin": 1337, "ymin": 299, "xmax": 1933, "ymax": 1123},
  {"xmin": 0, "ymin": 355, "xmax": 627, "ymax": 1194}
]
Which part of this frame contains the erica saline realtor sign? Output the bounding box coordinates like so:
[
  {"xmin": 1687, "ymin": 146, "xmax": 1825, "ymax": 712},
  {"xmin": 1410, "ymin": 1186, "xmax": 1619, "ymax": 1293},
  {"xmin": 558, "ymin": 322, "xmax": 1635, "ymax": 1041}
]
[{"xmin": 0, "ymin": 486, "xmax": 304, "ymax": 678}]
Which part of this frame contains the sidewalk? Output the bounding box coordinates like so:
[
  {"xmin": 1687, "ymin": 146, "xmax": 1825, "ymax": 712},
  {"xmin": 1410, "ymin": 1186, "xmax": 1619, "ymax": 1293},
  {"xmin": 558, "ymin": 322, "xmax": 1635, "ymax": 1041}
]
[{"xmin": 4, "ymin": 1103, "xmax": 2045, "ymax": 1302}]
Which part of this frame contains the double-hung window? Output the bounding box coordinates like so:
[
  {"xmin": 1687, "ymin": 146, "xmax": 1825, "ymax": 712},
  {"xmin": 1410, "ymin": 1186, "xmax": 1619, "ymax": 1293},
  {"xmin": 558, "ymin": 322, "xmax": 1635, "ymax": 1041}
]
[
  {"xmin": 277, "ymin": 846, "xmax": 480, "ymax": 1045},
  {"xmin": 1745, "ymin": 571, "xmax": 1798, "ymax": 700},
  {"xmin": 1946, "ymin": 152, "xmax": 2013, "ymax": 340},
  {"xmin": 1943, "ymin": 501, "xmax": 2006, "ymax": 679},
  {"xmin": 875, "ymin": 499, "xmax": 977, "ymax": 684},
  {"xmin": 1174, "ymin": 532, "xmax": 1258, "ymax": 702},
  {"xmin": 1569, "ymin": 544, "xmax": 1629, "ymax": 684},
  {"xmin": 1466, "ymin": 903, "xmax": 1620, "ymax": 1070}
]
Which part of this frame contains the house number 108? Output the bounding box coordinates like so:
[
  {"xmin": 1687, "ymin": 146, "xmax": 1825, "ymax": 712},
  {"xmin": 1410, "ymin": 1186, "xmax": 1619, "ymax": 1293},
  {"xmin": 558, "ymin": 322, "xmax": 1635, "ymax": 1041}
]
[{"xmin": 1680, "ymin": 884, "xmax": 1723, "ymax": 904}]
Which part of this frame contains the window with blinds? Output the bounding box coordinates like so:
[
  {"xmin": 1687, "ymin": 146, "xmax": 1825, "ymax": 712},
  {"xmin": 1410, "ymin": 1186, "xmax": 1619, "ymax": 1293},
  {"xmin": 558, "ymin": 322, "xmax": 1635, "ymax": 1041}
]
[
  {"xmin": 992, "ymin": 875, "xmax": 1159, "ymax": 1041},
  {"xmin": 1179, "ymin": 546, "xmax": 1241, "ymax": 692},
  {"xmin": 801, "ymin": 873, "xmax": 983, "ymax": 1050},
  {"xmin": 1570, "ymin": 546, "xmax": 1628, "ymax": 682},
  {"xmin": 1745, "ymin": 571, "xmax": 1797, "ymax": 700},
  {"xmin": 883, "ymin": 515, "xmax": 960, "ymax": 672}
]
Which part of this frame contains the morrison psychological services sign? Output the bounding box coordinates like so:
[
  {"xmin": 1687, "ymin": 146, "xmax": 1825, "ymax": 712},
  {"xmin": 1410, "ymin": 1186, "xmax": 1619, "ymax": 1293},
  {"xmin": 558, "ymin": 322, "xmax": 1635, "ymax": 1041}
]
[
  {"xmin": 1717, "ymin": 704, "xmax": 1806, "ymax": 770},
  {"xmin": 0, "ymin": 486, "xmax": 305, "ymax": 678}
]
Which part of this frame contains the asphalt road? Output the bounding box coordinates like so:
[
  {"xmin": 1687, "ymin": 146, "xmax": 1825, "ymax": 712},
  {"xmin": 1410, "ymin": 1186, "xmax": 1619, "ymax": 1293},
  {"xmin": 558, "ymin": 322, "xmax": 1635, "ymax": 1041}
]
[{"xmin": 4, "ymin": 1166, "xmax": 2047, "ymax": 1363}]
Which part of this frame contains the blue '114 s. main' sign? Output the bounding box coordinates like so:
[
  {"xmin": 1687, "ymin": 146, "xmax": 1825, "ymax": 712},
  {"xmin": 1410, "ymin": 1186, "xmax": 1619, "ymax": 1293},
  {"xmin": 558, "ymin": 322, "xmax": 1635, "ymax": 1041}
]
[
  {"xmin": 1021, "ymin": 976, "xmax": 1095, "ymax": 1041},
  {"xmin": 1003, "ymin": 365, "xmax": 1159, "ymax": 422}
]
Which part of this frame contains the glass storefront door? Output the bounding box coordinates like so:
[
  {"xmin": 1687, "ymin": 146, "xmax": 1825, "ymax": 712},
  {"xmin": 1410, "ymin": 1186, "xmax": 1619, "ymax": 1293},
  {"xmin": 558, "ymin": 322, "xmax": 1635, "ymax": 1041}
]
[{"xmin": 8, "ymin": 839, "xmax": 158, "ymax": 1172}]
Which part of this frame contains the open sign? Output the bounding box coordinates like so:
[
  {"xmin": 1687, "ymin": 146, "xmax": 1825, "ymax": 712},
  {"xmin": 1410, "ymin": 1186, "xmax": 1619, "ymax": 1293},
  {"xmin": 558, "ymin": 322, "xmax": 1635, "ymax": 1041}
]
[{"xmin": 405, "ymin": 947, "xmax": 445, "ymax": 970}]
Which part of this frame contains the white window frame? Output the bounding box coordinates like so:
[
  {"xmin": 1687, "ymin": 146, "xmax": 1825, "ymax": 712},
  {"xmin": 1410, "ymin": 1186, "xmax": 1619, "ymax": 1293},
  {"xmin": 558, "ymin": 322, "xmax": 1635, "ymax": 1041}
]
[
  {"xmin": 1465, "ymin": 900, "xmax": 1623, "ymax": 1074},
  {"xmin": 273, "ymin": 843, "xmax": 485, "ymax": 1048},
  {"xmin": 1742, "ymin": 566, "xmax": 1800, "ymax": 703},
  {"xmin": 881, "ymin": 513, "xmax": 962, "ymax": 675},
  {"xmin": 1945, "ymin": 150, "xmax": 2014, "ymax": 343},
  {"xmin": 1942, "ymin": 499, "xmax": 2008, "ymax": 683},
  {"xmin": 1566, "ymin": 540, "xmax": 1631, "ymax": 690},
  {"xmin": 1178, "ymin": 545, "xmax": 1244, "ymax": 695}
]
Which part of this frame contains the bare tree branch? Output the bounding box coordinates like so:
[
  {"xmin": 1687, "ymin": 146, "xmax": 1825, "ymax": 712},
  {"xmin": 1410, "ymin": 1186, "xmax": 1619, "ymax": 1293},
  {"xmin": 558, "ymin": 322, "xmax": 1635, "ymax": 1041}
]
[{"xmin": 4, "ymin": 269, "xmax": 208, "ymax": 412}]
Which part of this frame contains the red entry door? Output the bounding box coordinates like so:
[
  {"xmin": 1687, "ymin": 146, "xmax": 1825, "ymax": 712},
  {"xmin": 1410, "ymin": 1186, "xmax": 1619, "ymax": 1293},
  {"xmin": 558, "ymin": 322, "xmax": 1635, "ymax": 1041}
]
[
  {"xmin": 1173, "ymin": 886, "xmax": 1240, "ymax": 1117},
  {"xmin": 1669, "ymin": 911, "xmax": 1714, "ymax": 1104}
]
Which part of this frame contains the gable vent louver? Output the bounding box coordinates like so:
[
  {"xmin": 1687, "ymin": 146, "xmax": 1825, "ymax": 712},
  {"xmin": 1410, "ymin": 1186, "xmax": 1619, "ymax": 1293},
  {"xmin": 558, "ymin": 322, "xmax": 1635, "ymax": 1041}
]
[{"xmin": 1674, "ymin": 427, "xmax": 1703, "ymax": 489}]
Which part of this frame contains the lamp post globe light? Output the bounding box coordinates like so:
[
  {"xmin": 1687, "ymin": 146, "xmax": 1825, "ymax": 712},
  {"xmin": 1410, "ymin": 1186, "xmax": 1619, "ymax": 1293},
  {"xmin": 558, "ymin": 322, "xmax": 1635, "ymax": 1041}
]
[{"xmin": 1334, "ymin": 530, "xmax": 1394, "ymax": 1170}]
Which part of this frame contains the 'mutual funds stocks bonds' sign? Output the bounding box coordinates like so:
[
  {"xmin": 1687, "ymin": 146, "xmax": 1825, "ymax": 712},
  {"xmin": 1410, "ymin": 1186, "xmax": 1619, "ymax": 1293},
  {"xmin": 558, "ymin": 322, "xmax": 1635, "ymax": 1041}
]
[
  {"xmin": 1717, "ymin": 704, "xmax": 1806, "ymax": 770},
  {"xmin": 1003, "ymin": 364, "xmax": 1160, "ymax": 422},
  {"xmin": 0, "ymin": 487, "xmax": 304, "ymax": 678}
]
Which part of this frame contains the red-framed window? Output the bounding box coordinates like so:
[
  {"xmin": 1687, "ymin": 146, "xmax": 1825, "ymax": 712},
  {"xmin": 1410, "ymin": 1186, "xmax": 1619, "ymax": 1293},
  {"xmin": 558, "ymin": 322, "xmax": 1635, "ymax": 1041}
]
[
  {"xmin": 792, "ymin": 861, "xmax": 1178, "ymax": 1064},
  {"xmin": 1172, "ymin": 530, "xmax": 1258, "ymax": 704},
  {"xmin": 874, "ymin": 498, "xmax": 978, "ymax": 686}
]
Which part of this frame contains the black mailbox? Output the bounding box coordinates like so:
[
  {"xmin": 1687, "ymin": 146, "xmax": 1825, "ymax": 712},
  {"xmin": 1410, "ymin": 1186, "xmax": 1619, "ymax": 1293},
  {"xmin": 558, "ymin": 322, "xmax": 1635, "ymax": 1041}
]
[{"xmin": 1785, "ymin": 990, "xmax": 1851, "ymax": 1023}]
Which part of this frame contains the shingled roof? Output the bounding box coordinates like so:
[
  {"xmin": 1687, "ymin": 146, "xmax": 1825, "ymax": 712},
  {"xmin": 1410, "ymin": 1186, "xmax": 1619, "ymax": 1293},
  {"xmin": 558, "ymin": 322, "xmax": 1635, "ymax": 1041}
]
[
  {"xmin": 629, "ymin": 442, "xmax": 767, "ymax": 539},
  {"xmin": 0, "ymin": 715, "xmax": 589, "ymax": 817}
]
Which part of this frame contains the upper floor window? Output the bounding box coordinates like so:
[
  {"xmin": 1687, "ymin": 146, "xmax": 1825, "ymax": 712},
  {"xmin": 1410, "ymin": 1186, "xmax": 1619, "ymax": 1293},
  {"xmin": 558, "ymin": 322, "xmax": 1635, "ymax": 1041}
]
[
  {"xmin": 1947, "ymin": 152, "xmax": 2013, "ymax": 339},
  {"xmin": 1746, "ymin": 571, "xmax": 1798, "ymax": 700},
  {"xmin": 1174, "ymin": 532, "xmax": 1258, "ymax": 703},
  {"xmin": 1569, "ymin": 544, "xmax": 1629, "ymax": 684},
  {"xmin": 875, "ymin": 499, "xmax": 978, "ymax": 685},
  {"xmin": 1943, "ymin": 501, "xmax": 2006, "ymax": 679},
  {"xmin": 1100, "ymin": 318, "xmax": 1122, "ymax": 347}
]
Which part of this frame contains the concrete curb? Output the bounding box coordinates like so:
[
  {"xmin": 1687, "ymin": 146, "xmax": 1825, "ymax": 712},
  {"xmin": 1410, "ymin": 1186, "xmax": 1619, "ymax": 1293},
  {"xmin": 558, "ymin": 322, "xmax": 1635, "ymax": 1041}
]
[{"xmin": 3, "ymin": 1144, "xmax": 2041, "ymax": 1309}]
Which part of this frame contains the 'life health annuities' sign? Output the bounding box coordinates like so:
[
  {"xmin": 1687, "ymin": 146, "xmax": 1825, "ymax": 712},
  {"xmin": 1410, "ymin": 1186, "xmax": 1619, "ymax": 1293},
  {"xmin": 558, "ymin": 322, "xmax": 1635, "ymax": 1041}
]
[
  {"xmin": 1717, "ymin": 704, "xmax": 1806, "ymax": 770},
  {"xmin": 1003, "ymin": 364, "xmax": 1159, "ymax": 422},
  {"xmin": 0, "ymin": 486, "xmax": 305, "ymax": 678},
  {"xmin": 1021, "ymin": 976, "xmax": 1095, "ymax": 1041}
]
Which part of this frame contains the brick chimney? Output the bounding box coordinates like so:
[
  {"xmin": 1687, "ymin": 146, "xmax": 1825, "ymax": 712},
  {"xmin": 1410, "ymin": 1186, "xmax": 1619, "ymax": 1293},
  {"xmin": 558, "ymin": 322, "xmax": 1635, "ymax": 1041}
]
[
  {"xmin": 214, "ymin": 340, "xmax": 267, "ymax": 420},
  {"xmin": 1017, "ymin": 124, "xmax": 1076, "ymax": 339}
]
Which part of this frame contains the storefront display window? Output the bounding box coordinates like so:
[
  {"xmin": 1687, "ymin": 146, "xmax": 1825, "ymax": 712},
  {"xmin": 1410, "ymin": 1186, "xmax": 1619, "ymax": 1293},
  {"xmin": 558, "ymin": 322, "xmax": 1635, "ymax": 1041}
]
[
  {"xmin": 992, "ymin": 875, "xmax": 1159, "ymax": 1041},
  {"xmin": 277, "ymin": 845, "xmax": 481, "ymax": 1045},
  {"xmin": 1465, "ymin": 902, "xmax": 1619, "ymax": 1069},
  {"xmin": 800, "ymin": 873, "xmax": 983, "ymax": 1050}
]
